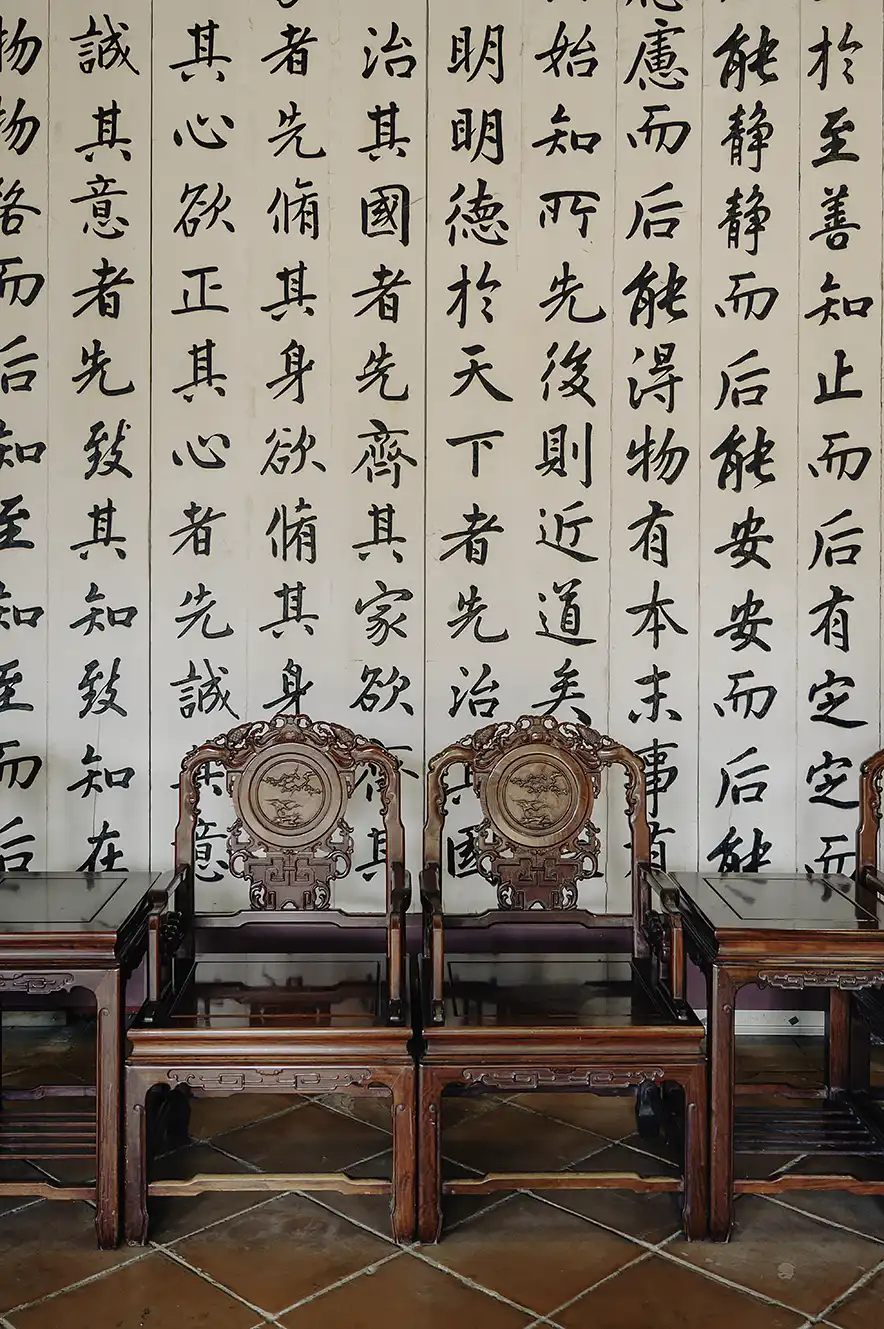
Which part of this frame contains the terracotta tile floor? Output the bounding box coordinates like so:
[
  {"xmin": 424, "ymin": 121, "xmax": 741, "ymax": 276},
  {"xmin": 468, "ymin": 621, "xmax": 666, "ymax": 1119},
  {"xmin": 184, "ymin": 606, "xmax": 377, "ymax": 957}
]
[{"xmin": 1, "ymin": 1027, "xmax": 883, "ymax": 1329}]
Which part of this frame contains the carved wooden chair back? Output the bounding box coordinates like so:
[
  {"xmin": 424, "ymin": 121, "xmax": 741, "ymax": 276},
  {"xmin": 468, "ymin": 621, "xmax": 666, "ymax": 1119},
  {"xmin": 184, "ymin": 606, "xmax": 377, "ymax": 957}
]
[
  {"xmin": 173, "ymin": 715, "xmax": 408, "ymax": 1013},
  {"xmin": 424, "ymin": 715, "xmax": 651, "ymax": 952}
]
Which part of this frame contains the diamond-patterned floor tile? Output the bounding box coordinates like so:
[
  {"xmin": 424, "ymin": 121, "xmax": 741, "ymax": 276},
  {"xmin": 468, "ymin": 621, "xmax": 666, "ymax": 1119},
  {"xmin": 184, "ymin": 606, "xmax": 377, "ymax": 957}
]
[
  {"xmin": 420, "ymin": 1192, "xmax": 644, "ymax": 1317},
  {"xmin": 508, "ymin": 1090, "xmax": 638, "ymax": 1140},
  {"xmin": 147, "ymin": 1141, "xmax": 273, "ymax": 1244},
  {"xmin": 171, "ymin": 1192, "xmax": 392, "ymax": 1317},
  {"xmin": 769, "ymin": 1156, "xmax": 884, "ymax": 1242},
  {"xmin": 823, "ymin": 1262, "xmax": 884, "ymax": 1329},
  {"xmin": 188, "ymin": 1092, "xmax": 304, "ymax": 1141},
  {"xmin": 557, "ymin": 1253, "xmax": 807, "ymax": 1329},
  {"xmin": 441, "ymin": 1101, "xmax": 608, "ymax": 1175},
  {"xmin": 216, "ymin": 1101, "xmax": 389, "ymax": 1174},
  {"xmin": 0, "ymin": 1200, "xmax": 137, "ymax": 1314},
  {"xmin": 277, "ymin": 1251, "xmax": 532, "ymax": 1328},
  {"xmin": 670, "ymin": 1195, "xmax": 884, "ymax": 1317},
  {"xmin": 6, "ymin": 1250, "xmax": 262, "ymax": 1329},
  {"xmin": 534, "ymin": 1143, "xmax": 684, "ymax": 1243},
  {"xmin": 1, "ymin": 1025, "xmax": 95, "ymax": 1088}
]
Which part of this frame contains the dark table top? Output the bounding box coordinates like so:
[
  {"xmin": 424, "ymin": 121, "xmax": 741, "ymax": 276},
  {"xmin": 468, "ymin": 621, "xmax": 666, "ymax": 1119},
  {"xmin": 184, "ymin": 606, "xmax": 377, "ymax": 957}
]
[
  {"xmin": 670, "ymin": 872, "xmax": 881, "ymax": 934},
  {"xmin": 0, "ymin": 873, "xmax": 169, "ymax": 936}
]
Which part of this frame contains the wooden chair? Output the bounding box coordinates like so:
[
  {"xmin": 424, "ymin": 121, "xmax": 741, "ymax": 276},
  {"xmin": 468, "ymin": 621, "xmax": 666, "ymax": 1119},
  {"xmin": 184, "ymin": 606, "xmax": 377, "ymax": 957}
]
[
  {"xmin": 852, "ymin": 748, "xmax": 884, "ymax": 1090},
  {"xmin": 123, "ymin": 714, "xmax": 416, "ymax": 1244},
  {"xmin": 417, "ymin": 714, "xmax": 707, "ymax": 1241}
]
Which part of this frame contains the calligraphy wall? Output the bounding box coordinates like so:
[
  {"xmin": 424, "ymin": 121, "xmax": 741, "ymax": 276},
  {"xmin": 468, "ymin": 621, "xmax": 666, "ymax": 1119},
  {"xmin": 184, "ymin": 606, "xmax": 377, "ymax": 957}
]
[{"xmin": 1, "ymin": 1, "xmax": 881, "ymax": 913}]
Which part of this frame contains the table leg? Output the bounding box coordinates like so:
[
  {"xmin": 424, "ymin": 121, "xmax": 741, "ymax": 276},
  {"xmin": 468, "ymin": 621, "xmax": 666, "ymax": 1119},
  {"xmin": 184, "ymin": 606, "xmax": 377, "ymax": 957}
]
[
  {"xmin": 682, "ymin": 1062, "xmax": 708, "ymax": 1240},
  {"xmin": 827, "ymin": 989, "xmax": 851, "ymax": 1094},
  {"xmin": 94, "ymin": 968, "xmax": 122, "ymax": 1249},
  {"xmin": 389, "ymin": 1068, "xmax": 417, "ymax": 1245},
  {"xmin": 850, "ymin": 1004, "xmax": 871, "ymax": 1094},
  {"xmin": 417, "ymin": 1065, "xmax": 444, "ymax": 1243},
  {"xmin": 709, "ymin": 964, "xmax": 736, "ymax": 1241}
]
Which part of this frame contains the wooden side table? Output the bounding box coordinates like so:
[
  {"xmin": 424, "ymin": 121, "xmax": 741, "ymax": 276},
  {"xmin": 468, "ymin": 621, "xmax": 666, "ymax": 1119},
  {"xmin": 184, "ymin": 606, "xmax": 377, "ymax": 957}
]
[
  {"xmin": 0, "ymin": 872, "xmax": 171, "ymax": 1247},
  {"xmin": 668, "ymin": 872, "xmax": 884, "ymax": 1240}
]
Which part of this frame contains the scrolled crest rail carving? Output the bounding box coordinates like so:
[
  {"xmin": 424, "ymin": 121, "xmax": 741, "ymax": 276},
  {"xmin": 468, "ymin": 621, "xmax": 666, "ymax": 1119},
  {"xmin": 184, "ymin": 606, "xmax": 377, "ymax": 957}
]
[
  {"xmin": 461, "ymin": 1066, "xmax": 666, "ymax": 1091},
  {"xmin": 166, "ymin": 1067, "xmax": 375, "ymax": 1092},
  {"xmin": 0, "ymin": 971, "xmax": 77, "ymax": 995},
  {"xmin": 757, "ymin": 969, "xmax": 884, "ymax": 992}
]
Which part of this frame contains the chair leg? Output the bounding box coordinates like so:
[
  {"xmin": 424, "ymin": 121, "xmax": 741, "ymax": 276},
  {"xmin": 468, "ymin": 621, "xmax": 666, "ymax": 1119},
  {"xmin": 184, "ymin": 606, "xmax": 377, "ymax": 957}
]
[
  {"xmin": 709, "ymin": 965, "xmax": 736, "ymax": 1241},
  {"xmin": 389, "ymin": 1068, "xmax": 417, "ymax": 1244},
  {"xmin": 682, "ymin": 1064, "xmax": 708, "ymax": 1241},
  {"xmin": 94, "ymin": 969, "xmax": 122, "ymax": 1250},
  {"xmin": 124, "ymin": 1068, "xmax": 150, "ymax": 1245},
  {"xmin": 850, "ymin": 1004, "xmax": 871, "ymax": 1094},
  {"xmin": 417, "ymin": 1064, "xmax": 444, "ymax": 1243},
  {"xmin": 827, "ymin": 989, "xmax": 851, "ymax": 1094}
]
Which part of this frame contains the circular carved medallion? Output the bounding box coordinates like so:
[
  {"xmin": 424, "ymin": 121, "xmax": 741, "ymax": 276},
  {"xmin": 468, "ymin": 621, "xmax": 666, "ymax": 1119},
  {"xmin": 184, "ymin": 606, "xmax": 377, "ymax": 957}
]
[
  {"xmin": 232, "ymin": 743, "xmax": 347, "ymax": 849},
  {"xmin": 482, "ymin": 744, "xmax": 592, "ymax": 849}
]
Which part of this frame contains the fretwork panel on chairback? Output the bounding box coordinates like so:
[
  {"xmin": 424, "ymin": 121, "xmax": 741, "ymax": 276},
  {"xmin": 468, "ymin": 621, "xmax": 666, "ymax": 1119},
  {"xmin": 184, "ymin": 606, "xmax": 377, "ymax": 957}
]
[
  {"xmin": 423, "ymin": 714, "xmax": 652, "ymax": 939},
  {"xmin": 174, "ymin": 714, "xmax": 405, "ymax": 918}
]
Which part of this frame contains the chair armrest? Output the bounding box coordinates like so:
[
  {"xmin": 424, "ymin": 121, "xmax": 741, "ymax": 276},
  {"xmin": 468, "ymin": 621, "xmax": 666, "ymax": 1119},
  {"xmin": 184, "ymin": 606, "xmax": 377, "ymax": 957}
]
[
  {"xmin": 145, "ymin": 868, "xmax": 193, "ymax": 1006},
  {"xmin": 863, "ymin": 868, "xmax": 884, "ymax": 901},
  {"xmin": 145, "ymin": 891, "xmax": 166, "ymax": 1005},
  {"xmin": 420, "ymin": 864, "xmax": 445, "ymax": 1023},
  {"xmin": 639, "ymin": 866, "xmax": 687, "ymax": 1009},
  {"xmin": 389, "ymin": 859, "xmax": 411, "ymax": 919},
  {"xmin": 642, "ymin": 865, "xmax": 682, "ymax": 912},
  {"xmin": 167, "ymin": 864, "xmax": 194, "ymax": 922}
]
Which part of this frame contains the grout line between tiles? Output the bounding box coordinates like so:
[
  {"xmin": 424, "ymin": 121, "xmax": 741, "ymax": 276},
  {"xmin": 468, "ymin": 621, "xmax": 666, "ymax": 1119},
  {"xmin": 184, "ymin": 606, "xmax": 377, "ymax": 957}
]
[
  {"xmin": 159, "ymin": 1241, "xmax": 288, "ymax": 1321},
  {"xmin": 202, "ymin": 1137, "xmax": 395, "ymax": 1181},
  {"xmin": 3, "ymin": 1245, "xmax": 155, "ymax": 1316},
  {"xmin": 653, "ymin": 1239, "xmax": 825, "ymax": 1319},
  {"xmin": 205, "ymin": 1098, "xmax": 309, "ymax": 1144},
  {"xmin": 271, "ymin": 1249, "xmax": 403, "ymax": 1318},
  {"xmin": 410, "ymin": 1244, "xmax": 565, "ymax": 1322},
  {"xmin": 812, "ymin": 1250, "xmax": 884, "ymax": 1324},
  {"xmin": 764, "ymin": 1192, "xmax": 884, "ymax": 1246},
  {"xmin": 545, "ymin": 1246, "xmax": 657, "ymax": 1320},
  {"xmin": 292, "ymin": 1188, "xmax": 401, "ymax": 1247},
  {"xmin": 198, "ymin": 1138, "xmax": 266, "ymax": 1174},
  {"xmin": 502, "ymin": 1094, "xmax": 629, "ymax": 1144},
  {"xmin": 305, "ymin": 1095, "xmax": 393, "ymax": 1136},
  {"xmin": 443, "ymin": 1189, "xmax": 517, "ymax": 1235},
  {"xmin": 528, "ymin": 1188, "xmax": 680, "ymax": 1253},
  {"xmin": 0, "ymin": 1197, "xmax": 43, "ymax": 1221},
  {"xmin": 153, "ymin": 1188, "xmax": 296, "ymax": 1249}
]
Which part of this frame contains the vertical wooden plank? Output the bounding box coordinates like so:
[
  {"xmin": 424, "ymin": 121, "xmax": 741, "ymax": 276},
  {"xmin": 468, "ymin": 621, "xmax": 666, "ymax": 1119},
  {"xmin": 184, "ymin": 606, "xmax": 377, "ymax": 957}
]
[
  {"xmin": 0, "ymin": 2, "xmax": 49, "ymax": 869},
  {"xmin": 47, "ymin": 4, "xmax": 151, "ymax": 869},
  {"xmin": 699, "ymin": 0, "xmax": 801, "ymax": 874},
  {"xmin": 797, "ymin": 0, "xmax": 883, "ymax": 877}
]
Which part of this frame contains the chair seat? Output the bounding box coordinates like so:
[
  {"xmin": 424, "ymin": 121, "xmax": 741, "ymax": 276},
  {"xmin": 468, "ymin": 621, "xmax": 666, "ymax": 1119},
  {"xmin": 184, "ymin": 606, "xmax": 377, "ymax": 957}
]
[
  {"xmin": 430, "ymin": 953, "xmax": 699, "ymax": 1031},
  {"xmin": 154, "ymin": 954, "xmax": 395, "ymax": 1030}
]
